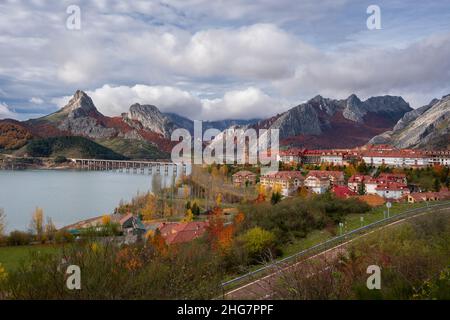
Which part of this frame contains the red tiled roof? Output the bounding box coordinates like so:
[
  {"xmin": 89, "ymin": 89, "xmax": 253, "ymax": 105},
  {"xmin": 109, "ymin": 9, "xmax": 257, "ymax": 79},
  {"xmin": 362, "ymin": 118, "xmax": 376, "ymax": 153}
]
[
  {"xmin": 232, "ymin": 170, "xmax": 256, "ymax": 178},
  {"xmin": 332, "ymin": 186, "xmax": 357, "ymax": 198},
  {"xmin": 307, "ymin": 170, "xmax": 344, "ymax": 180},
  {"xmin": 158, "ymin": 221, "xmax": 209, "ymax": 245},
  {"xmin": 262, "ymin": 171, "xmax": 304, "ymax": 179}
]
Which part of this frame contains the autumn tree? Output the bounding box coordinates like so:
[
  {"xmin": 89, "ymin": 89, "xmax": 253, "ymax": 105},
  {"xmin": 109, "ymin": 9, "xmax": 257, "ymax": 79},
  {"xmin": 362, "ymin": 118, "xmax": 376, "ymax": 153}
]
[
  {"xmin": 0, "ymin": 208, "xmax": 6, "ymax": 238},
  {"xmin": 207, "ymin": 206, "xmax": 233, "ymax": 252},
  {"xmin": 191, "ymin": 202, "xmax": 201, "ymax": 216},
  {"xmin": 30, "ymin": 207, "xmax": 44, "ymax": 242},
  {"xmin": 141, "ymin": 194, "xmax": 157, "ymax": 221},
  {"xmin": 183, "ymin": 209, "xmax": 194, "ymax": 222},
  {"xmin": 101, "ymin": 214, "xmax": 111, "ymax": 225},
  {"xmin": 255, "ymin": 184, "xmax": 267, "ymax": 203},
  {"xmin": 240, "ymin": 227, "xmax": 276, "ymax": 260},
  {"xmin": 149, "ymin": 229, "xmax": 168, "ymax": 256},
  {"xmin": 45, "ymin": 217, "xmax": 57, "ymax": 241},
  {"xmin": 298, "ymin": 186, "xmax": 309, "ymax": 198}
]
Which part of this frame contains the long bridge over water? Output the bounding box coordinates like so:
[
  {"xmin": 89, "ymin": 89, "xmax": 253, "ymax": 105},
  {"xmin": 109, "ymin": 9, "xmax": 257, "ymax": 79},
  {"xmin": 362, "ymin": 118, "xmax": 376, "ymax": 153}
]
[{"xmin": 70, "ymin": 158, "xmax": 189, "ymax": 175}]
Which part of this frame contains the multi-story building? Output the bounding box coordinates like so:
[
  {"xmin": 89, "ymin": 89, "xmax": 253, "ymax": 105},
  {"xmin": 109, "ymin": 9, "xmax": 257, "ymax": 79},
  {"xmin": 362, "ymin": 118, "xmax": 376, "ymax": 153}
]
[
  {"xmin": 361, "ymin": 149, "xmax": 429, "ymax": 167},
  {"xmin": 304, "ymin": 170, "xmax": 345, "ymax": 194},
  {"xmin": 423, "ymin": 150, "xmax": 450, "ymax": 166},
  {"xmin": 301, "ymin": 150, "xmax": 322, "ymax": 164},
  {"xmin": 260, "ymin": 171, "xmax": 305, "ymax": 196},
  {"xmin": 320, "ymin": 151, "xmax": 345, "ymax": 166},
  {"xmin": 232, "ymin": 170, "xmax": 257, "ymax": 187},
  {"xmin": 375, "ymin": 182, "xmax": 410, "ymax": 200},
  {"xmin": 348, "ymin": 174, "xmax": 372, "ymax": 193},
  {"xmin": 350, "ymin": 173, "xmax": 408, "ymax": 196},
  {"xmin": 278, "ymin": 149, "xmax": 304, "ymax": 164}
]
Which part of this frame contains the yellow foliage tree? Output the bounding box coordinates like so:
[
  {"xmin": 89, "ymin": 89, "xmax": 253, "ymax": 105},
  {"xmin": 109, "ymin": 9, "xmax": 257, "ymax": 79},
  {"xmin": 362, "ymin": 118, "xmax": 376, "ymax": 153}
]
[
  {"xmin": 30, "ymin": 207, "xmax": 44, "ymax": 242},
  {"xmin": 0, "ymin": 208, "xmax": 6, "ymax": 238},
  {"xmin": 345, "ymin": 165, "xmax": 357, "ymax": 177},
  {"xmin": 298, "ymin": 186, "xmax": 309, "ymax": 198},
  {"xmin": 183, "ymin": 209, "xmax": 194, "ymax": 222},
  {"xmin": 215, "ymin": 193, "xmax": 222, "ymax": 207},
  {"xmin": 101, "ymin": 215, "xmax": 111, "ymax": 225},
  {"xmin": 183, "ymin": 185, "xmax": 190, "ymax": 199},
  {"xmin": 258, "ymin": 184, "xmax": 266, "ymax": 196},
  {"xmin": 273, "ymin": 183, "xmax": 282, "ymax": 194},
  {"xmin": 141, "ymin": 194, "xmax": 157, "ymax": 221}
]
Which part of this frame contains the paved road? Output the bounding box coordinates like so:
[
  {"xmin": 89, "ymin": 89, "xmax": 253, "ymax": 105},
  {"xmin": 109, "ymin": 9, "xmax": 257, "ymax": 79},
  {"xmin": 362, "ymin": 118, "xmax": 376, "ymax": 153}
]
[{"xmin": 224, "ymin": 206, "xmax": 449, "ymax": 300}]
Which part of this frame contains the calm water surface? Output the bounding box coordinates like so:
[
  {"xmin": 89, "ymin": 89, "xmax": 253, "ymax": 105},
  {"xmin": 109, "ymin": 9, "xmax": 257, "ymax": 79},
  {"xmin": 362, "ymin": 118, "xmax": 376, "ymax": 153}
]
[{"xmin": 0, "ymin": 170, "xmax": 177, "ymax": 231}]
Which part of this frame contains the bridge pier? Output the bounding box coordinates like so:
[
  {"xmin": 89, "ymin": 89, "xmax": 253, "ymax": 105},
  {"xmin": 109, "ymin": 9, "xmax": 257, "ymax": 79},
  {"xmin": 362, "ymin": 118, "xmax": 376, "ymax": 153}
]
[{"xmin": 70, "ymin": 158, "xmax": 187, "ymax": 176}]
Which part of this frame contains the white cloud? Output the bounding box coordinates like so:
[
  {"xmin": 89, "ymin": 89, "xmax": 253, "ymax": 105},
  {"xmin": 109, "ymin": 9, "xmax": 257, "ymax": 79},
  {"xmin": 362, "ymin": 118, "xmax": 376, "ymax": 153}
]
[
  {"xmin": 29, "ymin": 97, "xmax": 44, "ymax": 105},
  {"xmin": 53, "ymin": 85, "xmax": 288, "ymax": 121},
  {"xmin": 86, "ymin": 84, "xmax": 203, "ymax": 118},
  {"xmin": 273, "ymin": 32, "xmax": 450, "ymax": 107},
  {"xmin": 0, "ymin": 102, "xmax": 17, "ymax": 119},
  {"xmin": 1, "ymin": 0, "xmax": 450, "ymax": 118},
  {"xmin": 201, "ymin": 87, "xmax": 287, "ymax": 120}
]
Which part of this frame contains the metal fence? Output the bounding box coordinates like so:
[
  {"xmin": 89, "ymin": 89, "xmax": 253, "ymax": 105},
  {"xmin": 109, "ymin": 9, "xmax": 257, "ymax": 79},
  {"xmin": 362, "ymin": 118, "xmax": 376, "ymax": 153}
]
[{"xmin": 221, "ymin": 201, "xmax": 450, "ymax": 291}]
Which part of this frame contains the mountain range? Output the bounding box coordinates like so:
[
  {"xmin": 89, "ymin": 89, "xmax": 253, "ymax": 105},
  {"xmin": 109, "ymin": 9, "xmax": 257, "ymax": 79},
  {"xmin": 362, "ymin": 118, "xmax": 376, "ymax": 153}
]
[{"xmin": 0, "ymin": 90, "xmax": 448, "ymax": 159}]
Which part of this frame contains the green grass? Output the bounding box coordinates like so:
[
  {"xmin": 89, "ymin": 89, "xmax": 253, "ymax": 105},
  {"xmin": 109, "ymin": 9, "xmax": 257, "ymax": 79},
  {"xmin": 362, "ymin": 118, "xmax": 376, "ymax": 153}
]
[
  {"xmin": 282, "ymin": 229, "xmax": 333, "ymax": 257},
  {"xmin": 0, "ymin": 245, "xmax": 60, "ymax": 271},
  {"xmin": 341, "ymin": 201, "xmax": 430, "ymax": 234}
]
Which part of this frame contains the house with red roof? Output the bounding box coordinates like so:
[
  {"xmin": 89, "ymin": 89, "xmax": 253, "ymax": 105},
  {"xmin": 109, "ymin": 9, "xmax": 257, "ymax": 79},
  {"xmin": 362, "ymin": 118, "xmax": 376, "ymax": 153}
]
[
  {"xmin": 232, "ymin": 170, "xmax": 257, "ymax": 187},
  {"xmin": 375, "ymin": 182, "xmax": 410, "ymax": 200},
  {"xmin": 157, "ymin": 221, "xmax": 209, "ymax": 245},
  {"xmin": 407, "ymin": 188, "xmax": 450, "ymax": 203},
  {"xmin": 278, "ymin": 149, "xmax": 304, "ymax": 164},
  {"xmin": 348, "ymin": 174, "xmax": 372, "ymax": 193},
  {"xmin": 332, "ymin": 185, "xmax": 357, "ymax": 199},
  {"xmin": 304, "ymin": 170, "xmax": 345, "ymax": 194}
]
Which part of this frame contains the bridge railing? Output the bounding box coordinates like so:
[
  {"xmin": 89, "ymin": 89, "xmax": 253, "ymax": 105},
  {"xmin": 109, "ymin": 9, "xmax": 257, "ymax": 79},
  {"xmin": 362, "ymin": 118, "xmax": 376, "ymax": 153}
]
[{"xmin": 221, "ymin": 201, "xmax": 450, "ymax": 292}]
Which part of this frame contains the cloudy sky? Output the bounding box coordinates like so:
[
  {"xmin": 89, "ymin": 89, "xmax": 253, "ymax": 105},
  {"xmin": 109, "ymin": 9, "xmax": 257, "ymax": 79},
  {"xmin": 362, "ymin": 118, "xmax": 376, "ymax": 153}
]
[{"xmin": 1, "ymin": 0, "xmax": 450, "ymax": 121}]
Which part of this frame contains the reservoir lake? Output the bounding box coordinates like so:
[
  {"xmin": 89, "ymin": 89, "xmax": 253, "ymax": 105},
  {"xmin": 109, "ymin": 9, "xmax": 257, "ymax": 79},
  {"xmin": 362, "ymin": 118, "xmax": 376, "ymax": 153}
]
[{"xmin": 0, "ymin": 169, "xmax": 179, "ymax": 231}]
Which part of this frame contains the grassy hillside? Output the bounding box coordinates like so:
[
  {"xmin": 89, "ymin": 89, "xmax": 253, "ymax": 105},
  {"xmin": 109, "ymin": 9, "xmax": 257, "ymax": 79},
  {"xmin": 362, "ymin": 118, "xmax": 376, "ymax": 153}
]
[
  {"xmin": 98, "ymin": 138, "xmax": 170, "ymax": 160},
  {"xmin": 26, "ymin": 136, "xmax": 127, "ymax": 160}
]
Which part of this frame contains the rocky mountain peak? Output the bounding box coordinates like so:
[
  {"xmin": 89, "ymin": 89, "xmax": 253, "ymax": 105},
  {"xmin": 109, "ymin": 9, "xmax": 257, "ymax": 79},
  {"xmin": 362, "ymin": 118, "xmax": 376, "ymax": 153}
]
[
  {"xmin": 62, "ymin": 90, "xmax": 99, "ymax": 117},
  {"xmin": 125, "ymin": 103, "xmax": 176, "ymax": 138},
  {"xmin": 346, "ymin": 94, "xmax": 362, "ymax": 105}
]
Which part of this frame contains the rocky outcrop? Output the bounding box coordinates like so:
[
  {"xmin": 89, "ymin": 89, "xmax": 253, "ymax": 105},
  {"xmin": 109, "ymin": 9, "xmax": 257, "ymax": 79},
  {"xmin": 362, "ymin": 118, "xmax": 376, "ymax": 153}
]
[
  {"xmin": 124, "ymin": 104, "xmax": 177, "ymax": 138},
  {"xmin": 369, "ymin": 95, "xmax": 450, "ymax": 149},
  {"xmin": 56, "ymin": 91, "xmax": 117, "ymax": 139}
]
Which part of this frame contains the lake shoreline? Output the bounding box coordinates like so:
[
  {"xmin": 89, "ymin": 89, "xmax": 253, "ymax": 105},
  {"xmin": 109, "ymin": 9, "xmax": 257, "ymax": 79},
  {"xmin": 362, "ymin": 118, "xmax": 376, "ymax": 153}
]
[{"xmin": 0, "ymin": 169, "xmax": 169, "ymax": 232}]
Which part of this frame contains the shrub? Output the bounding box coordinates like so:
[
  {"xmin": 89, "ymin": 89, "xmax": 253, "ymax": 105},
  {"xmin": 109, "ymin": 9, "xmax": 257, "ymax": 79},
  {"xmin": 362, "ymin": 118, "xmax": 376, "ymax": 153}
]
[
  {"xmin": 240, "ymin": 227, "xmax": 277, "ymax": 261},
  {"xmin": 54, "ymin": 230, "xmax": 75, "ymax": 243},
  {"xmin": 1, "ymin": 241, "xmax": 224, "ymax": 299},
  {"xmin": 7, "ymin": 230, "xmax": 32, "ymax": 246}
]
